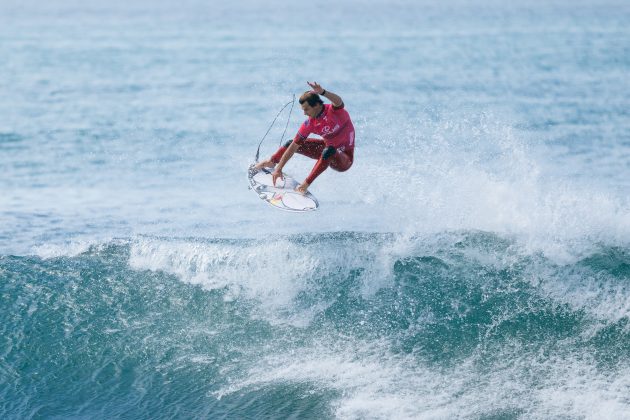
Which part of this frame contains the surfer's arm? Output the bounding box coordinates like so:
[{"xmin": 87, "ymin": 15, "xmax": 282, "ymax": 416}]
[
  {"xmin": 307, "ymin": 81, "xmax": 343, "ymax": 107},
  {"xmin": 321, "ymin": 90, "xmax": 343, "ymax": 108},
  {"xmin": 272, "ymin": 141, "xmax": 299, "ymax": 185}
]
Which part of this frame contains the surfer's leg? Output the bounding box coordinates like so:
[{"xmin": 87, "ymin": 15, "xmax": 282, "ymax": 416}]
[
  {"xmin": 329, "ymin": 148, "xmax": 354, "ymax": 172},
  {"xmin": 254, "ymin": 140, "xmax": 293, "ymax": 170},
  {"xmin": 268, "ymin": 138, "xmax": 325, "ymax": 163},
  {"xmin": 304, "ymin": 145, "xmax": 338, "ymax": 184},
  {"xmin": 295, "ymin": 138, "xmax": 326, "ymax": 160},
  {"xmin": 254, "ymin": 159, "xmax": 276, "ymax": 170},
  {"xmin": 269, "ymin": 140, "xmax": 295, "ymax": 163}
]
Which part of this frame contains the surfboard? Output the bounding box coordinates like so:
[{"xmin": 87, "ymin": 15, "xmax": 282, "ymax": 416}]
[{"xmin": 248, "ymin": 164, "xmax": 319, "ymax": 212}]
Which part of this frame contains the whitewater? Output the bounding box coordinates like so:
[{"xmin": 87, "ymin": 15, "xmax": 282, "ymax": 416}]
[{"xmin": 2, "ymin": 0, "xmax": 630, "ymax": 418}]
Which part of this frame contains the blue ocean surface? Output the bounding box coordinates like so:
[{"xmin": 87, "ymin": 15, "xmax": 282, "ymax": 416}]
[{"xmin": 2, "ymin": 0, "xmax": 630, "ymax": 418}]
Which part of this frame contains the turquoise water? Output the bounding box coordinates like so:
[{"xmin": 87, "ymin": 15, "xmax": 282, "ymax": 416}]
[
  {"xmin": 3, "ymin": 234, "xmax": 630, "ymax": 418},
  {"xmin": 2, "ymin": 0, "xmax": 630, "ymax": 418}
]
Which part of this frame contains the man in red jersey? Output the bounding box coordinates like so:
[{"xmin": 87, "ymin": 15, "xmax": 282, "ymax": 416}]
[{"xmin": 255, "ymin": 82, "xmax": 355, "ymax": 194}]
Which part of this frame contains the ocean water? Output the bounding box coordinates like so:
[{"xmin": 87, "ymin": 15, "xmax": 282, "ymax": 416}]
[{"xmin": 2, "ymin": 0, "xmax": 630, "ymax": 418}]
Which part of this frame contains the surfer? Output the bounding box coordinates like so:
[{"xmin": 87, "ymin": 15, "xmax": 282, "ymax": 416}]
[{"xmin": 255, "ymin": 82, "xmax": 355, "ymax": 194}]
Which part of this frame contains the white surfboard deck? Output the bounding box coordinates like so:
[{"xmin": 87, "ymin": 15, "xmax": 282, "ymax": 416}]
[{"xmin": 248, "ymin": 164, "xmax": 319, "ymax": 212}]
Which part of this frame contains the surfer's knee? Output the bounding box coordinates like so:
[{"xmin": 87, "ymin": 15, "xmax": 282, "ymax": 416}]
[
  {"xmin": 333, "ymin": 162, "xmax": 352, "ymax": 172},
  {"xmin": 330, "ymin": 151, "xmax": 353, "ymax": 172},
  {"xmin": 322, "ymin": 146, "xmax": 336, "ymax": 160}
]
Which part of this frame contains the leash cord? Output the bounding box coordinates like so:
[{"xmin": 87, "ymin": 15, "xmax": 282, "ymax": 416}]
[{"xmin": 255, "ymin": 94, "xmax": 296, "ymax": 162}]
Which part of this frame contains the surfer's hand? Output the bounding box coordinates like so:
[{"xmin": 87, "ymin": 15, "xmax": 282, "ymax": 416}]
[
  {"xmin": 272, "ymin": 169, "xmax": 284, "ymax": 186},
  {"xmin": 307, "ymin": 81, "xmax": 324, "ymax": 95},
  {"xmin": 296, "ymin": 181, "xmax": 309, "ymax": 194}
]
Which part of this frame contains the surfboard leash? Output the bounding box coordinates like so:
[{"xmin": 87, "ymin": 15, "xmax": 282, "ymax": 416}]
[
  {"xmin": 255, "ymin": 94, "xmax": 296, "ymax": 163},
  {"xmin": 279, "ymin": 93, "xmax": 295, "ymax": 146}
]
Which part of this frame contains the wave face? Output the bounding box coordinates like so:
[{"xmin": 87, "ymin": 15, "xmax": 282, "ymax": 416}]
[{"xmin": 3, "ymin": 233, "xmax": 630, "ymax": 419}]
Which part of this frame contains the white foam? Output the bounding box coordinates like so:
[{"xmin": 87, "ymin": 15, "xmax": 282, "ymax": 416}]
[
  {"xmin": 128, "ymin": 237, "xmax": 313, "ymax": 300},
  {"xmin": 31, "ymin": 237, "xmax": 115, "ymax": 259},
  {"xmin": 532, "ymin": 263, "xmax": 630, "ymax": 329},
  {"xmin": 215, "ymin": 336, "xmax": 630, "ymax": 419},
  {"xmin": 331, "ymin": 110, "xmax": 630, "ymax": 263},
  {"xmin": 129, "ymin": 236, "xmax": 390, "ymax": 325}
]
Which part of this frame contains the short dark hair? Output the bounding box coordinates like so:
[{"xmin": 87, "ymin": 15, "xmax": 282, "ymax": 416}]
[{"xmin": 299, "ymin": 91, "xmax": 323, "ymax": 107}]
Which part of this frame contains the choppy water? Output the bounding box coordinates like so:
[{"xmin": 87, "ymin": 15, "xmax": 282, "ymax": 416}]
[{"xmin": 2, "ymin": 0, "xmax": 630, "ymax": 418}]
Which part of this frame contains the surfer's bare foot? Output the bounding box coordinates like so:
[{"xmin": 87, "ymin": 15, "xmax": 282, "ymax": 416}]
[
  {"xmin": 296, "ymin": 182, "xmax": 310, "ymax": 195},
  {"xmin": 254, "ymin": 159, "xmax": 275, "ymax": 170}
]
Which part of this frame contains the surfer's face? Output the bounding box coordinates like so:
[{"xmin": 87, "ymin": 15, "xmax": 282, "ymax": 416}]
[{"xmin": 301, "ymin": 102, "xmax": 323, "ymax": 118}]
